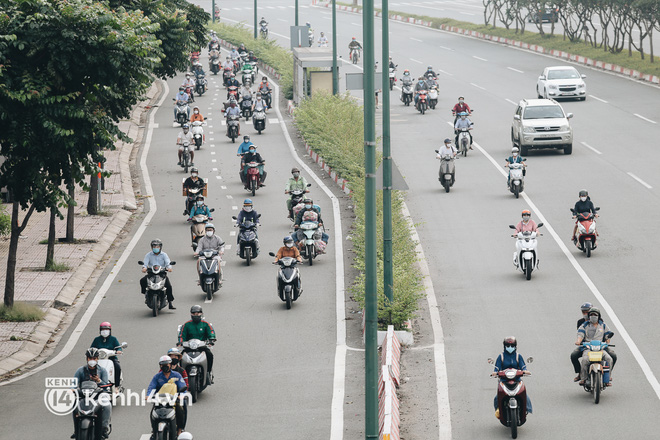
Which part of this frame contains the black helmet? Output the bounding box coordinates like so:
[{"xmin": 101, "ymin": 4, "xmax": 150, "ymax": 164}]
[
  {"xmin": 243, "ymin": 135, "xmax": 250, "ymax": 142},
  {"xmin": 579, "ymin": 189, "xmax": 588, "ymax": 197},
  {"xmin": 503, "ymin": 336, "xmax": 517, "ymax": 348},
  {"xmin": 580, "ymin": 302, "xmax": 593, "ymax": 312},
  {"xmin": 190, "ymin": 305, "xmax": 203, "ymax": 323},
  {"xmin": 283, "ymin": 236, "xmax": 294, "ymax": 245},
  {"xmin": 191, "ymin": 167, "xmax": 198, "ymax": 174},
  {"xmin": 150, "ymin": 239, "xmax": 162, "ymax": 248},
  {"xmin": 85, "ymin": 347, "xmax": 100, "ymax": 359}
]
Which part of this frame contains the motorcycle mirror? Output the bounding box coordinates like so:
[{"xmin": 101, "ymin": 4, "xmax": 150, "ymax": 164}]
[
  {"xmin": 569, "ymin": 208, "xmax": 575, "ymax": 213},
  {"xmin": 605, "ymin": 331, "xmax": 614, "ymax": 339},
  {"xmin": 487, "ymin": 357, "xmax": 494, "ymax": 364},
  {"xmin": 231, "ymin": 216, "xmax": 237, "ymax": 220},
  {"xmin": 138, "ymin": 260, "xmax": 144, "ymax": 265},
  {"xmin": 526, "ymin": 357, "xmax": 534, "ymax": 364},
  {"xmin": 509, "ymin": 225, "xmax": 516, "ymax": 229},
  {"xmin": 537, "ymin": 222, "xmax": 544, "ymax": 228},
  {"xmin": 121, "ymin": 342, "xmax": 129, "ymax": 348},
  {"xmin": 268, "ymin": 252, "xmax": 275, "ymax": 257},
  {"xmin": 257, "ymin": 213, "xmax": 262, "ymax": 218},
  {"xmin": 306, "ymin": 183, "xmax": 312, "ymax": 187},
  {"xmin": 204, "ymin": 117, "xmax": 208, "ymax": 120},
  {"xmin": 595, "ymin": 207, "xmax": 600, "ymax": 211},
  {"xmin": 170, "ymin": 261, "xmax": 177, "ymax": 265},
  {"xmin": 434, "ymin": 149, "xmax": 439, "ymax": 153}
]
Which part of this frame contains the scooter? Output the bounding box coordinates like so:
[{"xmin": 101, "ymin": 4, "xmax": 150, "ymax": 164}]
[
  {"xmin": 183, "ymin": 86, "xmax": 195, "ymax": 103},
  {"xmin": 308, "ymin": 29, "xmax": 314, "ymax": 47},
  {"xmin": 488, "ymin": 357, "xmax": 534, "ymax": 439},
  {"xmin": 240, "ymin": 94, "xmax": 253, "ymax": 120},
  {"xmin": 389, "ymin": 66, "xmax": 397, "ymax": 90},
  {"xmin": 260, "ymin": 23, "xmax": 269, "ymax": 38},
  {"xmin": 252, "ymin": 109, "xmax": 266, "ymax": 134},
  {"xmin": 287, "ymin": 184, "xmax": 312, "ymax": 220},
  {"xmin": 191, "ymin": 120, "xmax": 205, "ymax": 150},
  {"xmin": 233, "ymin": 215, "xmax": 260, "ymax": 266},
  {"xmin": 138, "ymin": 261, "xmax": 176, "ymax": 317},
  {"xmin": 180, "ymin": 338, "xmax": 213, "ymax": 403},
  {"xmin": 222, "ymin": 68, "xmax": 232, "ymax": 86},
  {"xmin": 296, "ymin": 210, "xmax": 325, "ymax": 265},
  {"xmin": 457, "ymin": 127, "xmax": 472, "ymax": 157},
  {"xmin": 174, "ymin": 99, "xmax": 189, "ymax": 126},
  {"xmin": 350, "ymin": 47, "xmax": 360, "ymax": 64},
  {"xmin": 195, "ymin": 74, "xmax": 207, "ymax": 96},
  {"xmin": 209, "ymin": 56, "xmax": 220, "ymax": 75},
  {"xmin": 226, "ymin": 115, "xmax": 240, "ymax": 143},
  {"xmin": 189, "ymin": 211, "xmax": 214, "ymax": 250},
  {"xmin": 428, "ymin": 84, "xmax": 439, "ymax": 109},
  {"xmin": 260, "ymin": 89, "xmax": 272, "ymax": 108},
  {"xmin": 73, "ymin": 381, "xmax": 112, "ymax": 440},
  {"xmin": 226, "ymin": 85, "xmax": 239, "ymax": 101},
  {"xmin": 509, "ymin": 223, "xmax": 543, "ymax": 280},
  {"xmin": 435, "ymin": 150, "xmax": 456, "ymax": 193},
  {"xmin": 179, "ymin": 141, "xmax": 191, "ymax": 173},
  {"xmin": 268, "ymin": 253, "xmax": 302, "ymax": 310},
  {"xmin": 507, "ymin": 162, "xmax": 525, "ymax": 198},
  {"xmin": 183, "ymin": 186, "xmax": 203, "ymax": 215},
  {"xmin": 198, "ymin": 249, "xmax": 222, "ymax": 301},
  {"xmin": 571, "ymin": 207, "xmax": 600, "ymax": 257},
  {"xmin": 241, "ymin": 66, "xmax": 255, "ymax": 86},
  {"xmin": 244, "ymin": 161, "xmax": 262, "ymax": 195},
  {"xmin": 97, "ymin": 342, "xmax": 128, "ymax": 396},
  {"xmin": 400, "ymin": 83, "xmax": 413, "ymax": 106},
  {"xmin": 149, "ymin": 392, "xmax": 179, "ymax": 440},
  {"xmin": 579, "ymin": 332, "xmax": 614, "ymax": 404},
  {"xmin": 416, "ymin": 90, "xmax": 428, "ymax": 115}
]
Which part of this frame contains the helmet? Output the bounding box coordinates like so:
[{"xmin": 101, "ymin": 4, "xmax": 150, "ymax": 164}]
[
  {"xmin": 150, "ymin": 239, "xmax": 162, "ymax": 248},
  {"xmin": 249, "ymin": 50, "xmax": 254, "ymax": 55},
  {"xmin": 182, "ymin": 123, "xmax": 189, "ymax": 129},
  {"xmin": 512, "ymin": 147, "xmax": 519, "ymax": 154},
  {"xmin": 178, "ymin": 433, "xmax": 193, "ymax": 440},
  {"xmin": 190, "ymin": 305, "xmax": 203, "ymax": 323},
  {"xmin": 185, "ymin": 73, "xmax": 190, "ymax": 77},
  {"xmin": 167, "ymin": 347, "xmax": 181, "ymax": 356},
  {"xmin": 159, "ymin": 355, "xmax": 172, "ymax": 365},
  {"xmin": 211, "ymin": 30, "xmax": 216, "ymax": 35},
  {"xmin": 458, "ymin": 96, "xmax": 464, "ymax": 100},
  {"xmin": 320, "ymin": 32, "xmax": 325, "ymax": 36},
  {"xmin": 230, "ymin": 72, "xmax": 235, "ymax": 77},
  {"xmin": 243, "ymin": 198, "xmax": 253, "ymax": 206},
  {"xmin": 86, "ymin": 348, "xmax": 100, "ymax": 358},
  {"xmin": 588, "ymin": 307, "xmax": 601, "ymax": 317},
  {"xmin": 190, "ymin": 305, "xmax": 203, "ymax": 314},
  {"xmin": 503, "ymin": 336, "xmax": 517, "ymax": 348},
  {"xmin": 580, "ymin": 302, "xmax": 593, "ymax": 312},
  {"xmin": 306, "ymin": 22, "xmax": 311, "ymax": 26},
  {"xmin": 403, "ymin": 69, "xmax": 409, "ymax": 74},
  {"xmin": 248, "ymin": 144, "xmax": 256, "ymax": 150},
  {"xmin": 459, "ymin": 112, "xmax": 467, "ymax": 116},
  {"xmin": 443, "ymin": 138, "xmax": 451, "ymax": 144},
  {"xmin": 179, "ymin": 86, "xmax": 184, "ymax": 91},
  {"xmin": 427, "ymin": 65, "xmax": 433, "ymax": 70},
  {"xmin": 262, "ymin": 76, "xmax": 267, "ymax": 81},
  {"xmin": 99, "ymin": 322, "xmax": 111, "ymax": 331},
  {"xmin": 240, "ymin": 43, "xmax": 245, "ymax": 48},
  {"xmin": 283, "ymin": 236, "xmax": 294, "ymax": 245},
  {"xmin": 352, "ymin": 37, "xmax": 356, "ymax": 41},
  {"xmin": 579, "ymin": 189, "xmax": 588, "ymax": 197},
  {"xmin": 205, "ymin": 223, "xmax": 215, "ymax": 230},
  {"xmin": 291, "ymin": 167, "xmax": 300, "ymax": 173},
  {"xmin": 522, "ymin": 209, "xmax": 531, "ymax": 218},
  {"xmin": 226, "ymin": 56, "xmax": 230, "ymax": 60},
  {"xmin": 303, "ymin": 198, "xmax": 313, "ymax": 205},
  {"xmin": 243, "ymin": 135, "xmax": 250, "ymax": 142},
  {"xmin": 193, "ymin": 106, "xmax": 199, "ymax": 111},
  {"xmin": 191, "ymin": 167, "xmax": 198, "ymax": 174},
  {"xmin": 196, "ymin": 195, "xmax": 204, "ymax": 201}
]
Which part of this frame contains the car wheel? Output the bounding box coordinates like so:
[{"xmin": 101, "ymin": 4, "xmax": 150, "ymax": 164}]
[
  {"xmin": 580, "ymin": 96, "xmax": 586, "ymax": 101},
  {"xmin": 564, "ymin": 144, "xmax": 573, "ymax": 155},
  {"xmin": 543, "ymin": 88, "xmax": 548, "ymax": 99},
  {"xmin": 520, "ymin": 146, "xmax": 529, "ymax": 156},
  {"xmin": 537, "ymin": 87, "xmax": 542, "ymax": 99}
]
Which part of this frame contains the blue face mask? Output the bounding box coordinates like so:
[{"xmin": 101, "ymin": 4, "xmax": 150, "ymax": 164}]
[
  {"xmin": 505, "ymin": 346, "xmax": 516, "ymax": 354},
  {"xmin": 153, "ymin": 247, "xmax": 161, "ymax": 254},
  {"xmin": 305, "ymin": 204, "xmax": 312, "ymax": 210}
]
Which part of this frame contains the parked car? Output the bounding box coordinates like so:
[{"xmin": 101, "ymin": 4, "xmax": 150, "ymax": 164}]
[
  {"xmin": 537, "ymin": 66, "xmax": 587, "ymax": 101},
  {"xmin": 511, "ymin": 98, "xmax": 573, "ymax": 155},
  {"xmin": 528, "ymin": 5, "xmax": 559, "ymax": 23}
]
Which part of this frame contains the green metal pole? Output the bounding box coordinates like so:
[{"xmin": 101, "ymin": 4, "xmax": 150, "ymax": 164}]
[
  {"xmin": 332, "ymin": 0, "xmax": 338, "ymax": 94},
  {"xmin": 363, "ymin": 0, "xmax": 378, "ymax": 439},
  {"xmin": 295, "ymin": 0, "xmax": 299, "ymax": 26},
  {"xmin": 212, "ymin": 0, "xmax": 216, "ymax": 23},
  {"xmin": 254, "ymin": 0, "xmax": 257, "ymax": 39},
  {"xmin": 382, "ymin": 0, "xmax": 393, "ymax": 313}
]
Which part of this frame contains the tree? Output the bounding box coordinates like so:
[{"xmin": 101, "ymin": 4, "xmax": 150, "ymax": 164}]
[{"xmin": 0, "ymin": 0, "xmax": 161, "ymax": 307}]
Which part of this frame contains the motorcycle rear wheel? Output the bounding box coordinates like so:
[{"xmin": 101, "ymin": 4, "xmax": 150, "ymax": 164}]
[
  {"xmin": 593, "ymin": 371, "xmax": 601, "ymax": 404},
  {"xmin": 509, "ymin": 406, "xmax": 518, "ymax": 439},
  {"xmin": 152, "ymin": 295, "xmax": 159, "ymax": 317},
  {"xmin": 251, "ymin": 179, "xmax": 257, "ymax": 196},
  {"xmin": 245, "ymin": 246, "xmax": 252, "ymax": 266},
  {"xmin": 307, "ymin": 244, "xmax": 314, "ymax": 266},
  {"xmin": 586, "ymin": 240, "xmax": 592, "ymax": 258},
  {"xmin": 285, "ymin": 287, "xmax": 292, "ymax": 309},
  {"xmin": 525, "ymin": 262, "xmax": 532, "ymax": 280},
  {"xmin": 514, "ymin": 186, "xmax": 519, "ymax": 199},
  {"xmin": 206, "ymin": 283, "xmax": 213, "ymax": 301},
  {"xmin": 444, "ymin": 181, "xmax": 450, "ymax": 193},
  {"xmin": 189, "ymin": 375, "xmax": 198, "ymax": 403}
]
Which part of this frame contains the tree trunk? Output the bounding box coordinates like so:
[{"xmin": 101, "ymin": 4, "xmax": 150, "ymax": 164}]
[
  {"xmin": 45, "ymin": 207, "xmax": 56, "ymax": 269},
  {"xmin": 650, "ymin": 28, "xmax": 654, "ymax": 62},
  {"xmin": 4, "ymin": 202, "xmax": 35, "ymax": 308},
  {"xmin": 66, "ymin": 181, "xmax": 75, "ymax": 242},
  {"xmin": 87, "ymin": 172, "xmax": 98, "ymax": 216}
]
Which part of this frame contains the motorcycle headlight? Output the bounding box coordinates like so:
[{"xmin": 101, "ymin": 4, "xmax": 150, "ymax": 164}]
[
  {"xmin": 189, "ymin": 340, "xmax": 199, "ymax": 350},
  {"xmin": 588, "ymin": 223, "xmax": 596, "ymax": 233},
  {"xmin": 505, "ymin": 370, "xmax": 517, "ymax": 380}
]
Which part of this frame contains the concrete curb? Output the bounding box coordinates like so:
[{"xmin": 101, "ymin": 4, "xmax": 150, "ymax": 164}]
[
  {"xmin": 312, "ymin": 0, "xmax": 660, "ymax": 86},
  {"xmin": 303, "ymin": 142, "xmax": 352, "ymax": 195}
]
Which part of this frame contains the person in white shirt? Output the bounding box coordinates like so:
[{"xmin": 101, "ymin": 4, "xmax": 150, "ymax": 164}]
[
  {"xmin": 437, "ymin": 138, "xmax": 457, "ymax": 159},
  {"xmin": 177, "ymin": 124, "xmax": 195, "ymax": 165}
]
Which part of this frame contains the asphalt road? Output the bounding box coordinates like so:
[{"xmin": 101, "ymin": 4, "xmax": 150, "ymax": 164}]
[{"xmin": 215, "ymin": 2, "xmax": 660, "ymax": 439}]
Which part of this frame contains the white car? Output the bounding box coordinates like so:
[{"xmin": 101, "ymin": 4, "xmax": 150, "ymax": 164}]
[{"xmin": 536, "ymin": 66, "xmax": 587, "ymax": 101}]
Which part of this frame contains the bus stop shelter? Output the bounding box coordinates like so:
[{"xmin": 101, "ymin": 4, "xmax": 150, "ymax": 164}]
[{"xmin": 292, "ymin": 47, "xmax": 335, "ymax": 105}]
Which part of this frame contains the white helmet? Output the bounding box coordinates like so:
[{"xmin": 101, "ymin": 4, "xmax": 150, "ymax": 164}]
[
  {"xmin": 512, "ymin": 147, "xmax": 519, "ymax": 154},
  {"xmin": 159, "ymin": 355, "xmax": 172, "ymax": 365},
  {"xmin": 178, "ymin": 433, "xmax": 193, "ymax": 440}
]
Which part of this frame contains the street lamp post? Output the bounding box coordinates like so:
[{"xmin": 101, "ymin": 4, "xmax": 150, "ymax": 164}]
[
  {"xmin": 382, "ymin": 0, "xmax": 393, "ymax": 313},
  {"xmin": 332, "ymin": 0, "xmax": 338, "ymax": 94},
  {"xmin": 254, "ymin": 0, "xmax": 258, "ymax": 39},
  {"xmin": 295, "ymin": 0, "xmax": 299, "ymax": 26}
]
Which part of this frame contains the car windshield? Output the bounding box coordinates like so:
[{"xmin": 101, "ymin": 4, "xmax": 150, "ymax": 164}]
[
  {"xmin": 547, "ymin": 69, "xmax": 579, "ymax": 80},
  {"xmin": 523, "ymin": 105, "xmax": 564, "ymax": 119}
]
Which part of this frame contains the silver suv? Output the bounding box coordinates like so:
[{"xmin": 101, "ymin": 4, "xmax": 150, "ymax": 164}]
[{"xmin": 511, "ymin": 98, "xmax": 573, "ymax": 155}]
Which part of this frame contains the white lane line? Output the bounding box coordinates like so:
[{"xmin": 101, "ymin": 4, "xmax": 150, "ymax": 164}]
[
  {"xmin": 222, "ymin": 17, "xmax": 290, "ymax": 40},
  {"xmin": 231, "ymin": 205, "xmax": 238, "ymax": 210},
  {"xmin": 410, "ymin": 37, "xmax": 423, "ymax": 42},
  {"xmin": 628, "ymin": 172, "xmax": 653, "ymax": 189},
  {"xmin": 410, "ymin": 58, "xmax": 423, "ymax": 64},
  {"xmin": 505, "ymin": 98, "xmax": 517, "ymax": 106},
  {"xmin": 215, "ymin": 176, "xmax": 222, "ymax": 180},
  {"xmin": 634, "ymin": 113, "xmax": 657, "ymax": 124},
  {"xmin": 580, "ymin": 141, "xmax": 603, "ymax": 155},
  {"xmin": 459, "ymin": 11, "xmax": 475, "ymax": 15},
  {"xmin": 220, "ymin": 185, "xmax": 227, "ymax": 189},
  {"xmin": 211, "ymin": 151, "xmax": 216, "ymax": 155},
  {"xmin": 212, "ymin": 168, "xmax": 218, "ymax": 172},
  {"xmin": 212, "ymin": 159, "xmax": 217, "ymax": 163},
  {"xmin": 507, "ymin": 66, "xmax": 524, "ymax": 73},
  {"xmin": 401, "ymin": 202, "xmax": 452, "ymax": 440},
  {"xmin": 439, "ymin": 45, "xmax": 454, "ymax": 51},
  {"xmin": 0, "ymin": 80, "xmax": 170, "ymax": 386},
  {"xmin": 340, "ymin": 58, "xmax": 363, "ymax": 71},
  {"xmin": 226, "ymin": 195, "xmax": 233, "ymax": 199},
  {"xmin": 472, "ymin": 55, "xmax": 488, "ymax": 61},
  {"xmin": 472, "ymin": 138, "xmax": 660, "ymax": 402},
  {"xmin": 268, "ymin": 118, "xmax": 279, "ymax": 123},
  {"xmin": 351, "ymin": 22, "xmax": 360, "ymax": 26},
  {"xmin": 437, "ymin": 69, "xmax": 453, "ymax": 76},
  {"xmin": 470, "ymin": 82, "xmax": 486, "ymax": 90},
  {"xmin": 277, "ymin": 18, "xmax": 288, "ymax": 22},
  {"xmin": 589, "ymin": 94, "xmax": 608, "ymax": 103},
  {"xmin": 229, "ymin": 231, "xmax": 236, "ymax": 236}
]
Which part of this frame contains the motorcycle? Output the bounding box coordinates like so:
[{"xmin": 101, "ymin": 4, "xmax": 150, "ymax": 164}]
[
  {"xmin": 416, "ymin": 90, "xmax": 428, "ymax": 114},
  {"xmin": 209, "ymin": 40, "xmax": 219, "ymax": 51},
  {"xmin": 287, "ymin": 184, "xmax": 312, "ymax": 220},
  {"xmin": 191, "ymin": 120, "xmax": 205, "ymax": 150},
  {"xmin": 241, "ymin": 66, "xmax": 255, "ymax": 86},
  {"xmin": 138, "ymin": 261, "xmax": 176, "ymax": 317},
  {"xmin": 173, "ymin": 99, "xmax": 189, "ymax": 126},
  {"xmin": 183, "ymin": 86, "xmax": 194, "ymax": 103},
  {"xmin": 488, "ymin": 357, "xmax": 534, "ymax": 439},
  {"xmin": 308, "ymin": 29, "xmax": 314, "ymax": 47},
  {"xmin": 400, "ymin": 83, "xmax": 413, "ymax": 106},
  {"xmin": 149, "ymin": 392, "xmax": 178, "ymax": 440},
  {"xmin": 222, "ymin": 68, "xmax": 232, "ymax": 86},
  {"xmin": 260, "ymin": 23, "xmax": 269, "ymax": 39},
  {"xmin": 240, "ymin": 93, "xmax": 253, "ymax": 120},
  {"xmin": 210, "ymin": 56, "xmax": 220, "ymax": 75},
  {"xmin": 198, "ymin": 249, "xmax": 222, "ymax": 300},
  {"xmin": 194, "ymin": 74, "xmax": 207, "ymax": 96},
  {"xmin": 571, "ymin": 207, "xmax": 600, "ymax": 257},
  {"xmin": 260, "ymin": 89, "xmax": 271, "ymax": 108},
  {"xmin": 180, "ymin": 338, "xmax": 213, "ymax": 403},
  {"xmin": 73, "ymin": 381, "xmax": 111, "ymax": 440},
  {"xmin": 252, "ymin": 109, "xmax": 266, "ymax": 134},
  {"xmin": 189, "ymin": 211, "xmax": 214, "ymax": 250},
  {"xmin": 268, "ymin": 253, "xmax": 302, "ymax": 310},
  {"xmin": 435, "ymin": 150, "xmax": 456, "ymax": 193},
  {"xmin": 244, "ymin": 161, "xmax": 262, "ymax": 195},
  {"xmin": 226, "ymin": 85, "xmax": 239, "ymax": 101},
  {"xmin": 428, "ymin": 84, "xmax": 438, "ymax": 109},
  {"xmin": 226, "ymin": 115, "xmax": 240, "ymax": 143},
  {"xmin": 183, "ymin": 186, "xmax": 203, "ymax": 215},
  {"xmin": 350, "ymin": 47, "xmax": 360, "ymax": 64},
  {"xmin": 97, "ymin": 342, "xmax": 128, "ymax": 396},
  {"xmin": 296, "ymin": 210, "xmax": 325, "ymax": 265},
  {"xmin": 457, "ymin": 126, "xmax": 472, "ymax": 157},
  {"xmin": 509, "ymin": 223, "xmax": 543, "ymax": 280},
  {"xmin": 180, "ymin": 140, "xmax": 192, "ymax": 173},
  {"xmin": 389, "ymin": 65, "xmax": 397, "ymax": 90},
  {"xmin": 579, "ymin": 332, "xmax": 615, "ymax": 404},
  {"xmin": 507, "ymin": 162, "xmax": 525, "ymax": 198},
  {"xmin": 233, "ymin": 215, "xmax": 261, "ymax": 266}
]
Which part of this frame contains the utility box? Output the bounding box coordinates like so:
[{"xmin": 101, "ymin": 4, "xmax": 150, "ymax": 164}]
[{"xmin": 292, "ymin": 47, "xmax": 336, "ymax": 105}]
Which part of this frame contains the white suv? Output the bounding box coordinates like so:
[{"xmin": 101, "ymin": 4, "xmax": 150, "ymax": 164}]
[
  {"xmin": 511, "ymin": 99, "xmax": 573, "ymax": 155},
  {"xmin": 536, "ymin": 66, "xmax": 587, "ymax": 101}
]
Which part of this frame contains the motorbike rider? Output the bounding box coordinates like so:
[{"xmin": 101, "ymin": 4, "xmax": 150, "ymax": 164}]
[
  {"xmin": 225, "ymin": 100, "xmax": 241, "ymax": 136},
  {"xmin": 252, "ymin": 94, "xmax": 267, "ymax": 114},
  {"xmin": 258, "ymin": 76, "xmax": 272, "ymax": 108},
  {"xmin": 72, "ymin": 348, "xmax": 111, "ymax": 439},
  {"xmin": 576, "ymin": 307, "xmax": 614, "ymax": 386},
  {"xmin": 226, "ymin": 72, "xmax": 240, "ymax": 90},
  {"xmin": 181, "ymin": 73, "xmax": 196, "ymax": 102},
  {"xmin": 194, "ymin": 223, "xmax": 225, "ymax": 272},
  {"xmin": 147, "ymin": 356, "xmax": 187, "ymax": 438},
  {"xmin": 235, "ymin": 198, "xmax": 260, "ymax": 249},
  {"xmin": 238, "ymin": 43, "xmax": 248, "ymax": 57},
  {"xmin": 237, "ymin": 135, "xmax": 254, "ymax": 158},
  {"xmin": 285, "ymin": 167, "xmax": 309, "ymax": 218},
  {"xmin": 90, "ymin": 322, "xmax": 122, "ymax": 389},
  {"xmin": 425, "ymin": 65, "xmax": 437, "ymax": 78},
  {"xmin": 188, "ymin": 195, "xmax": 213, "ymax": 222},
  {"xmin": 239, "ymin": 81, "xmax": 252, "ymax": 100},
  {"xmin": 348, "ymin": 37, "xmax": 362, "ymax": 60},
  {"xmin": 230, "ymin": 47, "xmax": 241, "ymax": 62},
  {"xmin": 166, "ymin": 348, "xmax": 188, "ymax": 436},
  {"xmin": 189, "ymin": 106, "xmax": 204, "ymax": 123},
  {"xmin": 414, "ymin": 77, "xmax": 427, "ymax": 105},
  {"xmin": 177, "ymin": 305, "xmax": 216, "ymax": 383},
  {"xmin": 241, "ymin": 144, "xmax": 267, "ymax": 186},
  {"xmin": 247, "ymin": 50, "xmax": 258, "ymax": 63},
  {"xmin": 571, "ymin": 189, "xmax": 598, "ymax": 242},
  {"xmin": 222, "ymin": 56, "xmax": 234, "ymax": 72},
  {"xmin": 318, "ymin": 32, "xmax": 328, "ymax": 47},
  {"xmin": 388, "ymin": 56, "xmax": 396, "ymax": 70},
  {"xmin": 453, "ymin": 111, "xmax": 474, "ymax": 149},
  {"xmin": 259, "ymin": 16, "xmax": 268, "ymax": 29},
  {"xmin": 452, "ymin": 96, "xmax": 472, "ymax": 123},
  {"xmin": 176, "ymin": 123, "xmax": 195, "ymax": 166},
  {"xmin": 182, "ymin": 168, "xmax": 205, "ymax": 215},
  {"xmin": 437, "ymin": 138, "xmax": 457, "ymax": 159},
  {"xmin": 570, "ymin": 303, "xmax": 617, "ymax": 381},
  {"xmin": 209, "ymin": 30, "xmax": 219, "ymax": 47},
  {"xmin": 514, "ymin": 210, "xmax": 538, "ymax": 234},
  {"xmin": 294, "ymin": 198, "xmax": 329, "ymax": 244},
  {"xmin": 209, "ymin": 47, "xmax": 221, "ymax": 68},
  {"xmin": 140, "ymin": 239, "xmax": 176, "ymax": 309},
  {"xmin": 192, "ymin": 62, "xmax": 205, "ymax": 79},
  {"xmin": 401, "ymin": 69, "xmax": 413, "ymax": 86},
  {"xmin": 504, "ymin": 147, "xmax": 525, "ymax": 187},
  {"xmin": 490, "ymin": 337, "xmax": 532, "ymax": 419},
  {"xmin": 174, "ymin": 87, "xmax": 191, "ymax": 122},
  {"xmin": 275, "ymin": 236, "xmax": 303, "ymax": 263}
]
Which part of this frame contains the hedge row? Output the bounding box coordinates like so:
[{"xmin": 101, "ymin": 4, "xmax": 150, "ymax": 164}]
[
  {"xmin": 294, "ymin": 93, "xmax": 424, "ymax": 329},
  {"xmin": 209, "ymin": 22, "xmax": 294, "ymax": 99}
]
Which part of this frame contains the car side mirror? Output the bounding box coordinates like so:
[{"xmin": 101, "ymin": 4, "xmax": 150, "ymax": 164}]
[
  {"xmin": 581, "ymin": 74, "xmax": 587, "ymax": 79},
  {"xmin": 121, "ymin": 342, "xmax": 128, "ymax": 349},
  {"xmin": 567, "ymin": 113, "xmax": 574, "ymax": 119},
  {"xmin": 513, "ymin": 115, "xmax": 521, "ymax": 121},
  {"xmin": 487, "ymin": 358, "xmax": 494, "ymax": 364},
  {"xmin": 209, "ymin": 208, "xmax": 215, "ymax": 212},
  {"xmin": 138, "ymin": 261, "xmax": 144, "ymax": 265},
  {"xmin": 526, "ymin": 357, "xmax": 534, "ymax": 364},
  {"xmin": 509, "ymin": 225, "xmax": 516, "ymax": 229},
  {"xmin": 170, "ymin": 261, "xmax": 176, "ymax": 265},
  {"xmin": 268, "ymin": 252, "xmax": 275, "ymax": 257},
  {"xmin": 537, "ymin": 222, "xmax": 544, "ymax": 228},
  {"xmin": 538, "ymin": 75, "xmax": 546, "ymax": 80}
]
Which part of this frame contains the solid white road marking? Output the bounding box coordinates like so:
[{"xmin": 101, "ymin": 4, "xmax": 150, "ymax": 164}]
[
  {"xmin": 215, "ymin": 176, "xmax": 222, "ymax": 180},
  {"xmin": 580, "ymin": 141, "xmax": 603, "ymax": 155},
  {"xmin": 410, "ymin": 37, "xmax": 423, "ymax": 42},
  {"xmin": 230, "ymin": 231, "xmax": 236, "ymax": 236},
  {"xmin": 226, "ymin": 195, "xmax": 233, "ymax": 199},
  {"xmin": 589, "ymin": 94, "xmax": 608, "ymax": 103},
  {"xmin": 507, "ymin": 66, "xmax": 524, "ymax": 73},
  {"xmin": 459, "ymin": 11, "xmax": 475, "ymax": 15},
  {"xmin": 634, "ymin": 113, "xmax": 657, "ymax": 124},
  {"xmin": 268, "ymin": 118, "xmax": 279, "ymax": 123},
  {"xmin": 231, "ymin": 206, "xmax": 238, "ymax": 210},
  {"xmin": 470, "ymin": 82, "xmax": 486, "ymax": 90},
  {"xmin": 439, "ymin": 45, "xmax": 454, "ymax": 51},
  {"xmin": 472, "ymin": 55, "xmax": 488, "ymax": 61},
  {"xmin": 627, "ymin": 172, "xmax": 653, "ymax": 189},
  {"xmin": 437, "ymin": 69, "xmax": 453, "ymax": 76},
  {"xmin": 505, "ymin": 98, "xmax": 518, "ymax": 105},
  {"xmin": 220, "ymin": 185, "xmax": 227, "ymax": 190},
  {"xmin": 410, "ymin": 58, "xmax": 423, "ymax": 64}
]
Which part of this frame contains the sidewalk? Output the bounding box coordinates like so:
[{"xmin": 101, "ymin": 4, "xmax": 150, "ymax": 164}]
[{"xmin": 0, "ymin": 82, "xmax": 160, "ymax": 377}]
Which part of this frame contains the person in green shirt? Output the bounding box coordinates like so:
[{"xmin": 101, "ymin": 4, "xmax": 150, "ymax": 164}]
[
  {"xmin": 284, "ymin": 167, "xmax": 309, "ymax": 218},
  {"xmin": 90, "ymin": 321, "xmax": 122, "ymax": 388},
  {"xmin": 177, "ymin": 305, "xmax": 216, "ymax": 381}
]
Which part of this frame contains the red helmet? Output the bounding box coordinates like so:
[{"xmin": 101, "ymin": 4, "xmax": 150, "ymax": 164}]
[{"xmin": 100, "ymin": 322, "xmax": 111, "ymax": 330}]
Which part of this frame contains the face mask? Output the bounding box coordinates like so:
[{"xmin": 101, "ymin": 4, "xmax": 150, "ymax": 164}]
[
  {"xmin": 194, "ymin": 110, "xmax": 199, "ymax": 114},
  {"xmin": 243, "ymin": 206, "xmax": 253, "ymax": 212},
  {"xmin": 153, "ymin": 248, "xmax": 161, "ymax": 254},
  {"xmin": 206, "ymin": 231, "xmax": 213, "ymax": 237},
  {"xmin": 161, "ymin": 365, "xmax": 170, "ymax": 373},
  {"xmin": 191, "ymin": 315, "xmax": 202, "ymax": 324},
  {"xmin": 513, "ymin": 153, "xmax": 518, "ymax": 157},
  {"xmin": 197, "ymin": 201, "xmax": 203, "ymax": 206},
  {"xmin": 305, "ymin": 204, "xmax": 312, "ymax": 210},
  {"xmin": 589, "ymin": 315, "xmax": 598, "ymax": 324},
  {"xmin": 100, "ymin": 330, "xmax": 110, "ymax": 338},
  {"xmin": 249, "ymin": 149, "xmax": 255, "ymax": 153},
  {"xmin": 505, "ymin": 346, "xmax": 515, "ymax": 354},
  {"xmin": 191, "ymin": 173, "xmax": 198, "ymax": 178},
  {"xmin": 292, "ymin": 173, "xmax": 300, "ymax": 178},
  {"xmin": 171, "ymin": 358, "xmax": 179, "ymax": 366},
  {"xmin": 580, "ymin": 197, "xmax": 587, "ymax": 202},
  {"xmin": 87, "ymin": 360, "xmax": 98, "ymax": 368}
]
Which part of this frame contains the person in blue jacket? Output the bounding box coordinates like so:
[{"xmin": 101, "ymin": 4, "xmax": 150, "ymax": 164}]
[
  {"xmin": 188, "ymin": 195, "xmax": 213, "ymax": 220},
  {"xmin": 147, "ymin": 355, "xmax": 187, "ymax": 437},
  {"xmin": 491, "ymin": 336, "xmax": 532, "ymax": 419}
]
